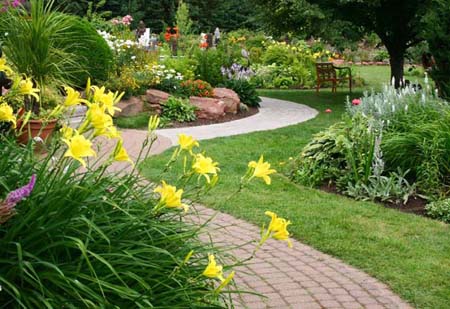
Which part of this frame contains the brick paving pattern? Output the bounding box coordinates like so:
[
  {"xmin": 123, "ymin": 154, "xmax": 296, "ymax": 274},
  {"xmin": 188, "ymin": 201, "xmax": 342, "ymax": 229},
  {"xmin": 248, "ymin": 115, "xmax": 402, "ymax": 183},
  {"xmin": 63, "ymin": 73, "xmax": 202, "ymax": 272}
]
[
  {"xmin": 95, "ymin": 97, "xmax": 411, "ymax": 308},
  {"xmin": 188, "ymin": 206, "xmax": 411, "ymax": 309}
]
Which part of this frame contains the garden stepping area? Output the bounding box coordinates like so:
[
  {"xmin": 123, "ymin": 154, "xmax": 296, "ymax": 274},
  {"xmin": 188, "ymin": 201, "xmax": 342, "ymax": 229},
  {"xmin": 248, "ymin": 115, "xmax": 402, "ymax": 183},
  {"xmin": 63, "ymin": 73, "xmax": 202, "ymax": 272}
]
[{"xmin": 104, "ymin": 97, "xmax": 410, "ymax": 308}]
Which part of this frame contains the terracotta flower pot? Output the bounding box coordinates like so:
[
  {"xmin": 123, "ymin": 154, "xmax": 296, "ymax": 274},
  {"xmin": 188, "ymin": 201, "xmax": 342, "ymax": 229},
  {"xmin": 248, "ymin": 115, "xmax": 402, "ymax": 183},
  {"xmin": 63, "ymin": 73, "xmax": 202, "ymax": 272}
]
[{"xmin": 16, "ymin": 119, "xmax": 58, "ymax": 145}]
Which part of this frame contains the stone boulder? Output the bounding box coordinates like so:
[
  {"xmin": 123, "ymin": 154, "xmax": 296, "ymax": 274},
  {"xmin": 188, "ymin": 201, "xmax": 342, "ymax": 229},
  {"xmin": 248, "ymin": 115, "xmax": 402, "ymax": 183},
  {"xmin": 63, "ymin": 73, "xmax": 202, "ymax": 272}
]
[
  {"xmin": 115, "ymin": 96, "xmax": 144, "ymax": 117},
  {"xmin": 189, "ymin": 96, "xmax": 226, "ymax": 120},
  {"xmin": 144, "ymin": 89, "xmax": 170, "ymax": 114},
  {"xmin": 213, "ymin": 88, "xmax": 240, "ymax": 114}
]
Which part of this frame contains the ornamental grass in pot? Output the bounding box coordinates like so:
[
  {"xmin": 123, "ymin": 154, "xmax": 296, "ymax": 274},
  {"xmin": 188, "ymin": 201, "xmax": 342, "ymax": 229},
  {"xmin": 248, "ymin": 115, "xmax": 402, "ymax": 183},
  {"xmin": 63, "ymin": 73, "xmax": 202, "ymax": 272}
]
[{"xmin": 0, "ymin": 0, "xmax": 94, "ymax": 143}]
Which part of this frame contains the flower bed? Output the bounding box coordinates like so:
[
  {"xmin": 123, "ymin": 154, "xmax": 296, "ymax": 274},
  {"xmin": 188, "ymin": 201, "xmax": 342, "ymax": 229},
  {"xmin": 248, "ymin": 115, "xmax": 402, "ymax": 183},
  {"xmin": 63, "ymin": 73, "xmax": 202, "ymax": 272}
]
[
  {"xmin": 290, "ymin": 79, "xmax": 450, "ymax": 221},
  {"xmin": 0, "ymin": 79, "xmax": 291, "ymax": 307}
]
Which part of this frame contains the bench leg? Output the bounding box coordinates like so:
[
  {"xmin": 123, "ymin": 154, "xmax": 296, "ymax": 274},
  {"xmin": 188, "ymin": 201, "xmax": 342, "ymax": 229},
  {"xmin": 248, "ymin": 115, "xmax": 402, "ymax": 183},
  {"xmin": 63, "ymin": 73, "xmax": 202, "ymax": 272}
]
[
  {"xmin": 349, "ymin": 73, "xmax": 352, "ymax": 93},
  {"xmin": 316, "ymin": 82, "xmax": 320, "ymax": 93}
]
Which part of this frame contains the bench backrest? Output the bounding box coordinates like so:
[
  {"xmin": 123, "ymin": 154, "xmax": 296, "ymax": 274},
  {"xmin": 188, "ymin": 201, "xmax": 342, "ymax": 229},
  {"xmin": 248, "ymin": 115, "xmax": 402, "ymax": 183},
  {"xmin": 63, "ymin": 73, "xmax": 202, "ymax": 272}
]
[{"xmin": 316, "ymin": 62, "xmax": 336, "ymax": 80}]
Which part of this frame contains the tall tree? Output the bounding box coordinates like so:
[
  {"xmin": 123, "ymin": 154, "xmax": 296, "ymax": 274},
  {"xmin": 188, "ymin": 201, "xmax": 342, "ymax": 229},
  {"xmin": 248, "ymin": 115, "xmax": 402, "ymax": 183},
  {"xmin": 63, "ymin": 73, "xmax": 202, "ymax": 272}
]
[
  {"xmin": 424, "ymin": 0, "xmax": 450, "ymax": 99},
  {"xmin": 253, "ymin": 0, "xmax": 432, "ymax": 87}
]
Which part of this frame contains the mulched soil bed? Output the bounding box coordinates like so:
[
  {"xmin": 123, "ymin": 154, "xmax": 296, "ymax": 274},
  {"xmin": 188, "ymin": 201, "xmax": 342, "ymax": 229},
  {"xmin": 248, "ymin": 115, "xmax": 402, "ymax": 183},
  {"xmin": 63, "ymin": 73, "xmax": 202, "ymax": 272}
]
[
  {"xmin": 319, "ymin": 182, "xmax": 428, "ymax": 217},
  {"xmin": 166, "ymin": 107, "xmax": 259, "ymax": 128}
]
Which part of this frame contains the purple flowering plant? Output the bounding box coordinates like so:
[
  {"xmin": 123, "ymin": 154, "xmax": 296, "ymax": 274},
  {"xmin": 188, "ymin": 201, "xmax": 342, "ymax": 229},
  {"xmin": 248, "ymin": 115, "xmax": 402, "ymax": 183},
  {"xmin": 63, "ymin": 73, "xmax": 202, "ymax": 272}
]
[
  {"xmin": 221, "ymin": 63, "xmax": 254, "ymax": 81},
  {"xmin": 0, "ymin": 174, "xmax": 36, "ymax": 224},
  {"xmin": 1, "ymin": 0, "xmax": 26, "ymax": 10}
]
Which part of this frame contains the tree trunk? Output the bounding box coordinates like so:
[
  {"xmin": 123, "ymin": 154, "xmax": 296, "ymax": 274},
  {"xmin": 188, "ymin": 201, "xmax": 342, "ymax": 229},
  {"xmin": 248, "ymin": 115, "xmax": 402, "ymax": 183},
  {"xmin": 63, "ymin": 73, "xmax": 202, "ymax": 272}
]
[{"xmin": 388, "ymin": 51, "xmax": 405, "ymax": 89}]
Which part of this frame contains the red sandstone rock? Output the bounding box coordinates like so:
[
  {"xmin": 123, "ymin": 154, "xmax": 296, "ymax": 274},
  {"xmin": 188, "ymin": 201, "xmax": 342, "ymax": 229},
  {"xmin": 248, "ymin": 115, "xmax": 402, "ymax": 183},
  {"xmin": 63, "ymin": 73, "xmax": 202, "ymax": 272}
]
[
  {"xmin": 116, "ymin": 96, "xmax": 144, "ymax": 117},
  {"xmin": 189, "ymin": 96, "xmax": 225, "ymax": 120},
  {"xmin": 213, "ymin": 88, "xmax": 240, "ymax": 114},
  {"xmin": 144, "ymin": 89, "xmax": 170, "ymax": 105}
]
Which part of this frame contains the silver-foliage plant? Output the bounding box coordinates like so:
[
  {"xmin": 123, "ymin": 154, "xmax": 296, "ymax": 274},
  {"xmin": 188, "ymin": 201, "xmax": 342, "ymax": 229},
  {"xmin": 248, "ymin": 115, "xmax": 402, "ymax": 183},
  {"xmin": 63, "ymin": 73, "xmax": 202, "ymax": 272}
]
[{"xmin": 346, "ymin": 75, "xmax": 448, "ymax": 127}]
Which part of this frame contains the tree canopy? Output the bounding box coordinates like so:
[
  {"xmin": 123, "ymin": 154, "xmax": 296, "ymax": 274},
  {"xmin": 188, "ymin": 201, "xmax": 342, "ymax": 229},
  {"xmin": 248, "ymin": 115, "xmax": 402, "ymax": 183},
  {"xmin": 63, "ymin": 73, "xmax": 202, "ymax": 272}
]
[
  {"xmin": 55, "ymin": 0, "xmax": 258, "ymax": 33},
  {"xmin": 253, "ymin": 0, "xmax": 432, "ymax": 87}
]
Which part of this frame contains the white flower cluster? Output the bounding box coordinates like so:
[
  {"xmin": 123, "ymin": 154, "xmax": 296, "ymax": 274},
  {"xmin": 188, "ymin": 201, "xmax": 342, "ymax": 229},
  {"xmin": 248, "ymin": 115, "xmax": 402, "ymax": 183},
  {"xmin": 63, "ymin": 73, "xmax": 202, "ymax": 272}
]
[
  {"xmin": 150, "ymin": 65, "xmax": 184, "ymax": 81},
  {"xmin": 97, "ymin": 30, "xmax": 137, "ymax": 54},
  {"xmin": 346, "ymin": 77, "xmax": 447, "ymax": 126}
]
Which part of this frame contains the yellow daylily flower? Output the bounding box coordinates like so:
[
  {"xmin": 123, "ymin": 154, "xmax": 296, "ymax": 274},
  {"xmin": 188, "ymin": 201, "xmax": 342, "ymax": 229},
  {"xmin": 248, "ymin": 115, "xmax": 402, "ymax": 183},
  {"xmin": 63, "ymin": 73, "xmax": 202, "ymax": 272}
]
[
  {"xmin": 0, "ymin": 57, "xmax": 13, "ymax": 76},
  {"xmin": 92, "ymin": 85, "xmax": 106, "ymax": 103},
  {"xmin": 100, "ymin": 90, "xmax": 123, "ymax": 116},
  {"xmin": 60, "ymin": 126, "xmax": 74, "ymax": 140},
  {"xmin": 62, "ymin": 132, "xmax": 96, "ymax": 167},
  {"xmin": 86, "ymin": 103, "xmax": 114, "ymax": 136},
  {"xmin": 216, "ymin": 271, "xmax": 235, "ymax": 293},
  {"xmin": 248, "ymin": 155, "xmax": 276, "ymax": 185},
  {"xmin": 272, "ymin": 219, "xmax": 293, "ymax": 248},
  {"xmin": 265, "ymin": 211, "xmax": 285, "ymax": 232},
  {"xmin": 18, "ymin": 78, "xmax": 40, "ymax": 101},
  {"xmin": 63, "ymin": 86, "xmax": 89, "ymax": 106},
  {"xmin": 148, "ymin": 114, "xmax": 160, "ymax": 133},
  {"xmin": 192, "ymin": 154, "xmax": 220, "ymax": 183},
  {"xmin": 154, "ymin": 180, "xmax": 188, "ymax": 212},
  {"xmin": 0, "ymin": 102, "xmax": 16, "ymax": 128},
  {"xmin": 104, "ymin": 125, "xmax": 121, "ymax": 139},
  {"xmin": 85, "ymin": 77, "xmax": 92, "ymax": 100},
  {"xmin": 178, "ymin": 133, "xmax": 199, "ymax": 152},
  {"xmin": 262, "ymin": 211, "xmax": 293, "ymax": 248},
  {"xmin": 113, "ymin": 139, "xmax": 133, "ymax": 164},
  {"xmin": 202, "ymin": 254, "xmax": 224, "ymax": 281},
  {"xmin": 92, "ymin": 86, "xmax": 123, "ymax": 116}
]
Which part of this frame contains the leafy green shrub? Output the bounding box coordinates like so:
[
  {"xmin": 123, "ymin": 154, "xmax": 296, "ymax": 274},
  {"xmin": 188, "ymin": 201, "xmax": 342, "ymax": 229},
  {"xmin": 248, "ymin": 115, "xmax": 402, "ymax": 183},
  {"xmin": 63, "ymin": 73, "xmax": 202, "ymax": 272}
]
[
  {"xmin": 69, "ymin": 17, "xmax": 114, "ymax": 86},
  {"xmin": 348, "ymin": 82, "xmax": 450, "ymax": 197},
  {"xmin": 221, "ymin": 79, "xmax": 261, "ymax": 107},
  {"xmin": 251, "ymin": 62, "xmax": 315, "ymax": 89},
  {"xmin": 292, "ymin": 114, "xmax": 416, "ymax": 203},
  {"xmin": 262, "ymin": 43, "xmax": 293, "ymax": 65},
  {"xmin": 273, "ymin": 76, "xmax": 295, "ymax": 89},
  {"xmin": 193, "ymin": 48, "xmax": 228, "ymax": 86},
  {"xmin": 426, "ymin": 199, "xmax": 450, "ymax": 223},
  {"xmin": 161, "ymin": 56, "xmax": 197, "ymax": 80},
  {"xmin": 373, "ymin": 50, "xmax": 389, "ymax": 62},
  {"xmin": 161, "ymin": 96, "xmax": 197, "ymax": 122}
]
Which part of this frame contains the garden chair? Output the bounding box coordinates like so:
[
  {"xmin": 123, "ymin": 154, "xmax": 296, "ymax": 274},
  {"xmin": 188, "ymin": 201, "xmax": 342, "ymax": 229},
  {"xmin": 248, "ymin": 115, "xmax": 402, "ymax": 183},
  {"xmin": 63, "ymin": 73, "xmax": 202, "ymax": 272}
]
[{"xmin": 316, "ymin": 62, "xmax": 352, "ymax": 93}]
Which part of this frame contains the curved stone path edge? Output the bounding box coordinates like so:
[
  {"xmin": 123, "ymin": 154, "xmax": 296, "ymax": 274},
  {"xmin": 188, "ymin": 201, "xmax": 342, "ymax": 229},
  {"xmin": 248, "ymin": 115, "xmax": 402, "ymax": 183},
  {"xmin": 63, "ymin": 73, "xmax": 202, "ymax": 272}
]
[{"xmin": 105, "ymin": 97, "xmax": 410, "ymax": 308}]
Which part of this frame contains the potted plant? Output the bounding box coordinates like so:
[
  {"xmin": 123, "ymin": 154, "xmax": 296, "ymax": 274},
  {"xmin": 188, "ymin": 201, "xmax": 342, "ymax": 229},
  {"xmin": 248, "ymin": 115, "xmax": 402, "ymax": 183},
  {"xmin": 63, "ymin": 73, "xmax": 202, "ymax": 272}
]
[
  {"xmin": 0, "ymin": 56, "xmax": 89, "ymax": 146},
  {"xmin": 0, "ymin": 58, "xmax": 60, "ymax": 142},
  {"xmin": 0, "ymin": 0, "xmax": 94, "ymax": 142}
]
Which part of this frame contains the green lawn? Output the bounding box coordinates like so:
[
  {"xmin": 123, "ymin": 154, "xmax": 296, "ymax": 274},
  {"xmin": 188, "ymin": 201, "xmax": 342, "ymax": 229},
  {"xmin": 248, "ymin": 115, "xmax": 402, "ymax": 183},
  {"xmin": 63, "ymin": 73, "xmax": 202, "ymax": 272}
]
[
  {"xmin": 351, "ymin": 65, "xmax": 424, "ymax": 90},
  {"xmin": 115, "ymin": 112, "xmax": 152, "ymax": 129},
  {"xmin": 140, "ymin": 87, "xmax": 450, "ymax": 308}
]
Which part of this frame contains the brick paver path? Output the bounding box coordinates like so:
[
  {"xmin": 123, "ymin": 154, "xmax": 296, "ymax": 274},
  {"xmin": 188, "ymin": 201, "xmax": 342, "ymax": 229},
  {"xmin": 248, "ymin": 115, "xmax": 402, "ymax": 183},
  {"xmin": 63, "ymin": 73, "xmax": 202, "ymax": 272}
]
[
  {"xmin": 95, "ymin": 97, "xmax": 411, "ymax": 308},
  {"xmin": 189, "ymin": 206, "xmax": 411, "ymax": 309}
]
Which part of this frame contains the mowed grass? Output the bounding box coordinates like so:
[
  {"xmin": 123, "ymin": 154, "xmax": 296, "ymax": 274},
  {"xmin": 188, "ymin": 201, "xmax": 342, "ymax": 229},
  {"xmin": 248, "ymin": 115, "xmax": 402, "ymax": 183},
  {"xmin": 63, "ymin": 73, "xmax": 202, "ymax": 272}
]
[
  {"xmin": 115, "ymin": 112, "xmax": 151, "ymax": 129},
  {"xmin": 140, "ymin": 68, "xmax": 450, "ymax": 308}
]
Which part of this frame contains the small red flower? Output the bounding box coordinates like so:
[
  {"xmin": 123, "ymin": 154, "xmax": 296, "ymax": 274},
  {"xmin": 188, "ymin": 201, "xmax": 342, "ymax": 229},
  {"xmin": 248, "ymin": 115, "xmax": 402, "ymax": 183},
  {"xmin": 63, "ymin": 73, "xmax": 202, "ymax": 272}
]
[
  {"xmin": 325, "ymin": 108, "xmax": 332, "ymax": 113},
  {"xmin": 352, "ymin": 98, "xmax": 361, "ymax": 106}
]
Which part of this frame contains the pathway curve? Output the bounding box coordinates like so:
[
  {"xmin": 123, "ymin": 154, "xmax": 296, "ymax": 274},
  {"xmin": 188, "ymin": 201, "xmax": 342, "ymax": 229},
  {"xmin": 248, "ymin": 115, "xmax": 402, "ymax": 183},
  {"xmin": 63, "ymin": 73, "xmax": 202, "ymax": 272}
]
[
  {"xmin": 109, "ymin": 97, "xmax": 410, "ymax": 308},
  {"xmin": 156, "ymin": 97, "xmax": 319, "ymax": 144}
]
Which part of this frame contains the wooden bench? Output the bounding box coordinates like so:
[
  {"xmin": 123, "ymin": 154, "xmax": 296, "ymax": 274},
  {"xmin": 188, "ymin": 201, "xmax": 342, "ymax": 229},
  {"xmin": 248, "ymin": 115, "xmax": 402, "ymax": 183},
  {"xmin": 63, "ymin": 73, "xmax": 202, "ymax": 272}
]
[{"xmin": 316, "ymin": 62, "xmax": 352, "ymax": 93}]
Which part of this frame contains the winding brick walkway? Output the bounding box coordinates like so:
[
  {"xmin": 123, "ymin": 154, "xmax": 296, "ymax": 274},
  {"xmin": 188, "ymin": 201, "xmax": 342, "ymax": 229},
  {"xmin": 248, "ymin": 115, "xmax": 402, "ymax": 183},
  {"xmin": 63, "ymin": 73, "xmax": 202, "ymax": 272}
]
[
  {"xmin": 190, "ymin": 206, "xmax": 410, "ymax": 309},
  {"xmin": 98, "ymin": 97, "xmax": 410, "ymax": 308}
]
